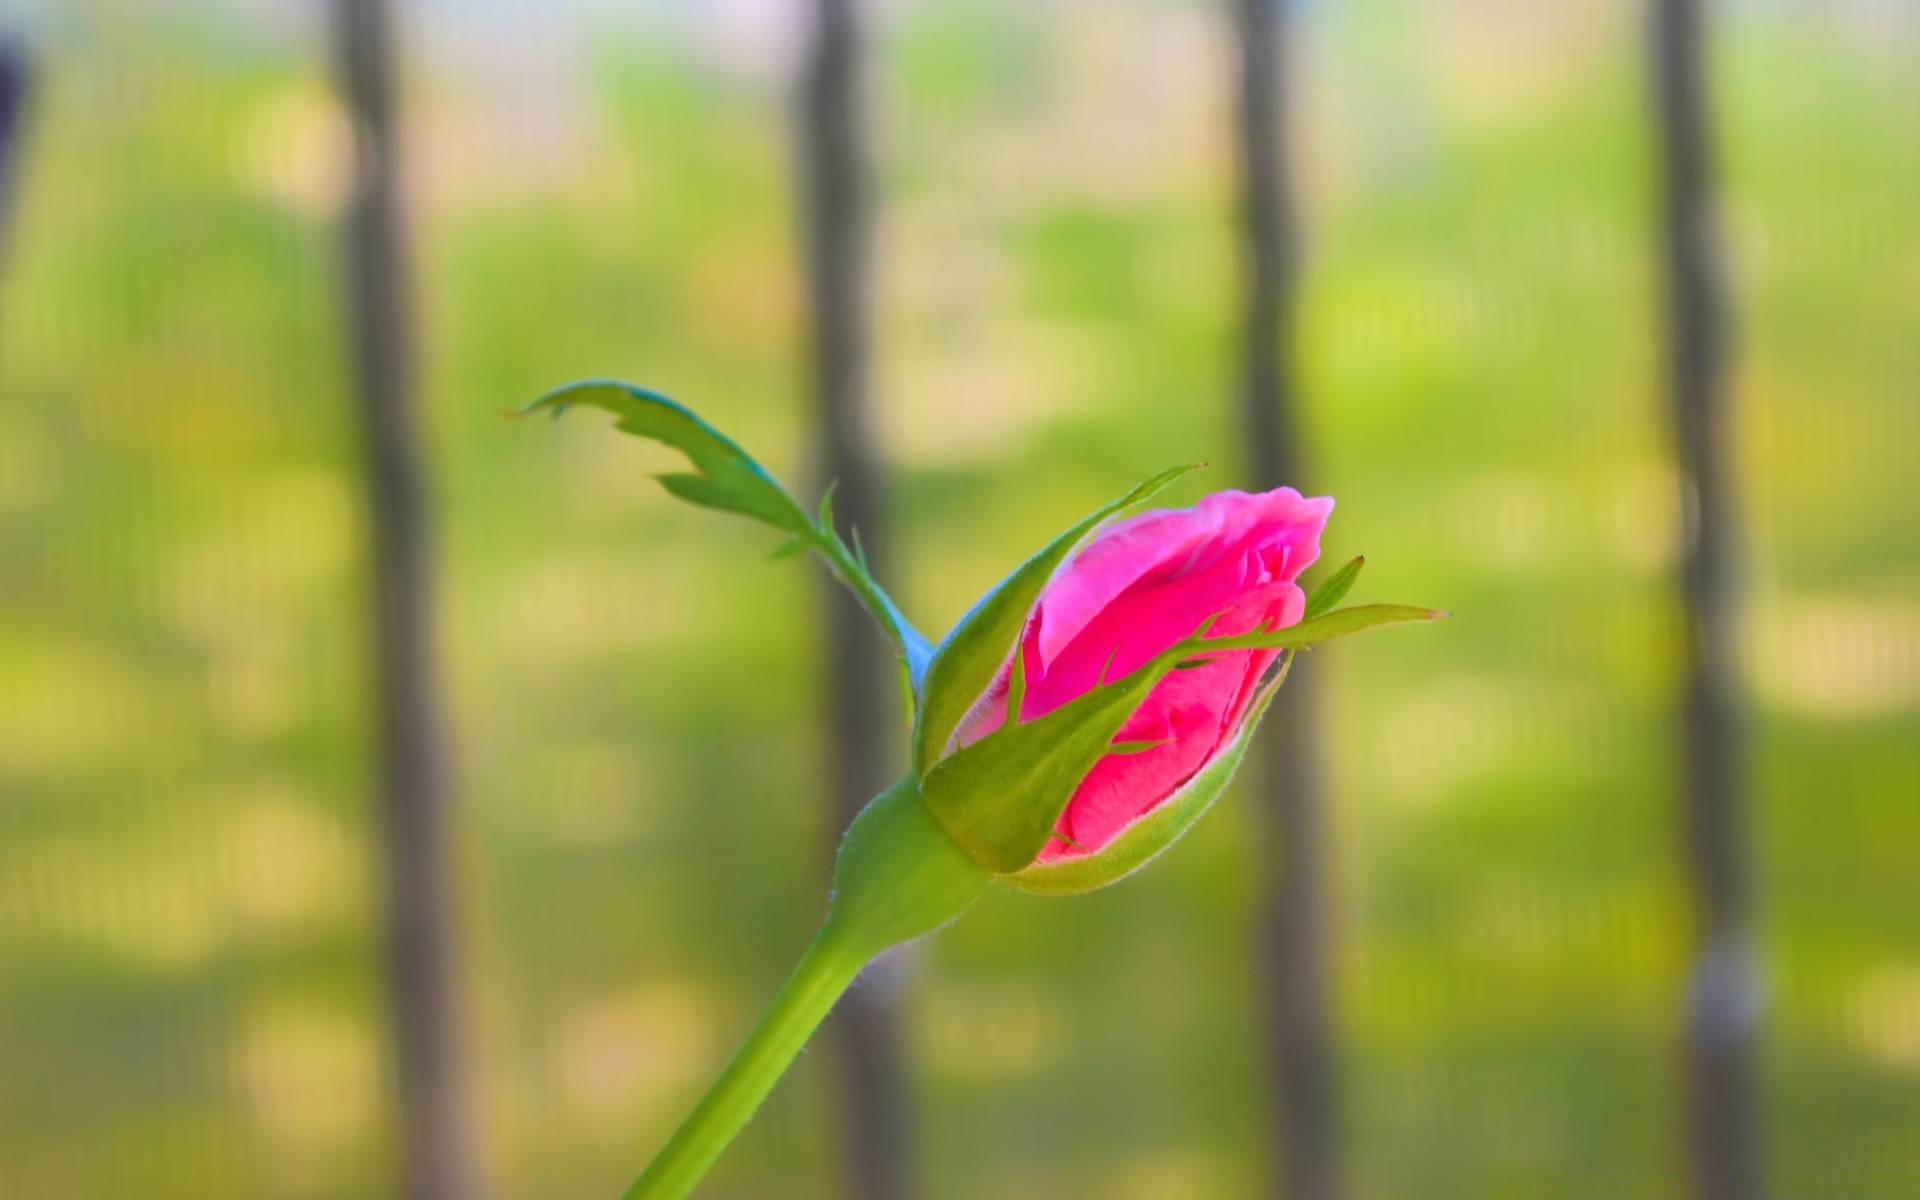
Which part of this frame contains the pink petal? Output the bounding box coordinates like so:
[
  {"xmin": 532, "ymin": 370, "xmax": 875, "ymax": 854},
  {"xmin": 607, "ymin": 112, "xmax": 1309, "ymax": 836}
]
[
  {"xmin": 1031, "ymin": 488, "xmax": 1332, "ymax": 671},
  {"xmin": 1033, "ymin": 577, "xmax": 1305, "ymax": 862}
]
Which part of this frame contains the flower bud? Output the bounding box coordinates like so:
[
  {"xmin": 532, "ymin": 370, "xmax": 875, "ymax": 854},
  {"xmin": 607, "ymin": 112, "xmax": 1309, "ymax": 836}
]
[{"xmin": 915, "ymin": 485, "xmax": 1335, "ymax": 892}]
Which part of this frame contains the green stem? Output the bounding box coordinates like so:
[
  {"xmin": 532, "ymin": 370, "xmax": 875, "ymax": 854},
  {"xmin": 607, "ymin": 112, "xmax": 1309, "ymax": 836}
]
[
  {"xmin": 808, "ymin": 526, "xmax": 933, "ymax": 686},
  {"xmin": 621, "ymin": 777, "xmax": 992, "ymax": 1199},
  {"xmin": 621, "ymin": 925, "xmax": 866, "ymax": 1200}
]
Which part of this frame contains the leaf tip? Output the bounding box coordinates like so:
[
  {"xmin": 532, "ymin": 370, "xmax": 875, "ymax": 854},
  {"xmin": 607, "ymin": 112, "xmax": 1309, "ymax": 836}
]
[{"xmin": 523, "ymin": 382, "xmax": 586, "ymax": 419}]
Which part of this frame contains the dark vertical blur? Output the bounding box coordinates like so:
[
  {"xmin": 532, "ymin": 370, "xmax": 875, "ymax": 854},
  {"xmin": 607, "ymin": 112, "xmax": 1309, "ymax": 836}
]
[
  {"xmin": 798, "ymin": 1, "xmax": 912, "ymax": 1198},
  {"xmin": 1650, "ymin": 1, "xmax": 1759, "ymax": 1196},
  {"xmin": 0, "ymin": 39, "xmax": 27, "ymax": 262},
  {"xmin": 1234, "ymin": 1, "xmax": 1341, "ymax": 1198},
  {"xmin": 332, "ymin": 1, "xmax": 481, "ymax": 1197}
]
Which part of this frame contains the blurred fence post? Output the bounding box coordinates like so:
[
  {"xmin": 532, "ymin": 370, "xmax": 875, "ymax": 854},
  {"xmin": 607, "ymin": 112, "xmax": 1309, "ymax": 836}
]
[
  {"xmin": 0, "ymin": 39, "xmax": 27, "ymax": 259},
  {"xmin": 797, "ymin": 1, "xmax": 912, "ymax": 1199},
  {"xmin": 1649, "ymin": 1, "xmax": 1759, "ymax": 1197},
  {"xmin": 331, "ymin": 2, "xmax": 482, "ymax": 1198},
  {"xmin": 1233, "ymin": 2, "xmax": 1342, "ymax": 1198}
]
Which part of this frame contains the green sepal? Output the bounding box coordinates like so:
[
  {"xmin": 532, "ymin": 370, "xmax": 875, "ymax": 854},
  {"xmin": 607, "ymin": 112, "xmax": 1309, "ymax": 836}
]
[
  {"xmin": 911, "ymin": 464, "xmax": 1199, "ymax": 776},
  {"xmin": 817, "ymin": 481, "xmax": 839, "ymax": 536},
  {"xmin": 1233, "ymin": 602, "xmax": 1445, "ymax": 649},
  {"xmin": 920, "ymin": 602, "xmax": 1441, "ymax": 875},
  {"xmin": 1304, "ymin": 554, "xmax": 1364, "ymax": 620},
  {"xmin": 824, "ymin": 774, "xmax": 994, "ymax": 960},
  {"xmin": 528, "ymin": 380, "xmax": 934, "ymax": 691},
  {"xmin": 1009, "ymin": 658, "xmax": 1292, "ymax": 895},
  {"xmin": 921, "ymin": 648, "xmax": 1174, "ymax": 874}
]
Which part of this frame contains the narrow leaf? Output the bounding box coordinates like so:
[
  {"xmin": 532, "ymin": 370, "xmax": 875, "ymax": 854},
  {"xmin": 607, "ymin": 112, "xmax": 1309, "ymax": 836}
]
[
  {"xmin": 1187, "ymin": 603, "xmax": 1445, "ymax": 657},
  {"xmin": 817, "ymin": 480, "xmax": 839, "ymax": 535},
  {"xmin": 1304, "ymin": 555, "xmax": 1365, "ymax": 620},
  {"xmin": 1005, "ymin": 635, "xmax": 1029, "ymax": 728},
  {"xmin": 530, "ymin": 381, "xmax": 812, "ymax": 535}
]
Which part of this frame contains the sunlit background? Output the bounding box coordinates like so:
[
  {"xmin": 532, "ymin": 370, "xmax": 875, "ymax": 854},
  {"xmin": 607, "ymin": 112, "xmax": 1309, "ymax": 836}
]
[{"xmin": 1, "ymin": 0, "xmax": 1916, "ymax": 1197}]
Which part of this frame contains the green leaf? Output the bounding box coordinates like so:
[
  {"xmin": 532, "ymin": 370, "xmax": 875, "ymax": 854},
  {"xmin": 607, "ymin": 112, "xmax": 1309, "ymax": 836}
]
[
  {"xmin": 530, "ymin": 381, "xmax": 813, "ymax": 535},
  {"xmin": 1304, "ymin": 554, "xmax": 1364, "ymax": 620},
  {"xmin": 912, "ymin": 463, "xmax": 1199, "ymax": 775},
  {"xmin": 528, "ymin": 380, "xmax": 935, "ymax": 693}
]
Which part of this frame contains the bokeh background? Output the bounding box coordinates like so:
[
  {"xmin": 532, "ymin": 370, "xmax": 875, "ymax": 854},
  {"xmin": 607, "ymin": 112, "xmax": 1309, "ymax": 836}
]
[{"xmin": 1, "ymin": 0, "xmax": 1916, "ymax": 1198}]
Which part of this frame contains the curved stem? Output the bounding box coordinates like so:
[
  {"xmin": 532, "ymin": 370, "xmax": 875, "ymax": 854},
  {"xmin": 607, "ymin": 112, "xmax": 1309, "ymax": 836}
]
[
  {"xmin": 622, "ymin": 925, "xmax": 868, "ymax": 1200},
  {"xmin": 809, "ymin": 524, "xmax": 933, "ymax": 687},
  {"xmin": 621, "ymin": 778, "xmax": 991, "ymax": 1199}
]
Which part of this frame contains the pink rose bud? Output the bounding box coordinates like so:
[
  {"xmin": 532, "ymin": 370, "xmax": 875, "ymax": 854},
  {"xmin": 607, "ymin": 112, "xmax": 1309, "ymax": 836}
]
[
  {"xmin": 962, "ymin": 489, "xmax": 1328, "ymax": 856},
  {"xmin": 914, "ymin": 480, "xmax": 1384, "ymax": 893}
]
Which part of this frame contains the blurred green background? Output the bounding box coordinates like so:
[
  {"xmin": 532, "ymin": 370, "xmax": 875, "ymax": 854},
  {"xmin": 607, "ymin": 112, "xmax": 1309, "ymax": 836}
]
[{"xmin": 1, "ymin": 0, "xmax": 1916, "ymax": 1197}]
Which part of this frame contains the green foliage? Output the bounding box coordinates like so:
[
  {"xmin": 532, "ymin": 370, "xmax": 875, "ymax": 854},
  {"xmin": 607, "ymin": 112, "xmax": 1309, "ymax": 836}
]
[{"xmin": 529, "ymin": 380, "xmax": 935, "ymax": 690}]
